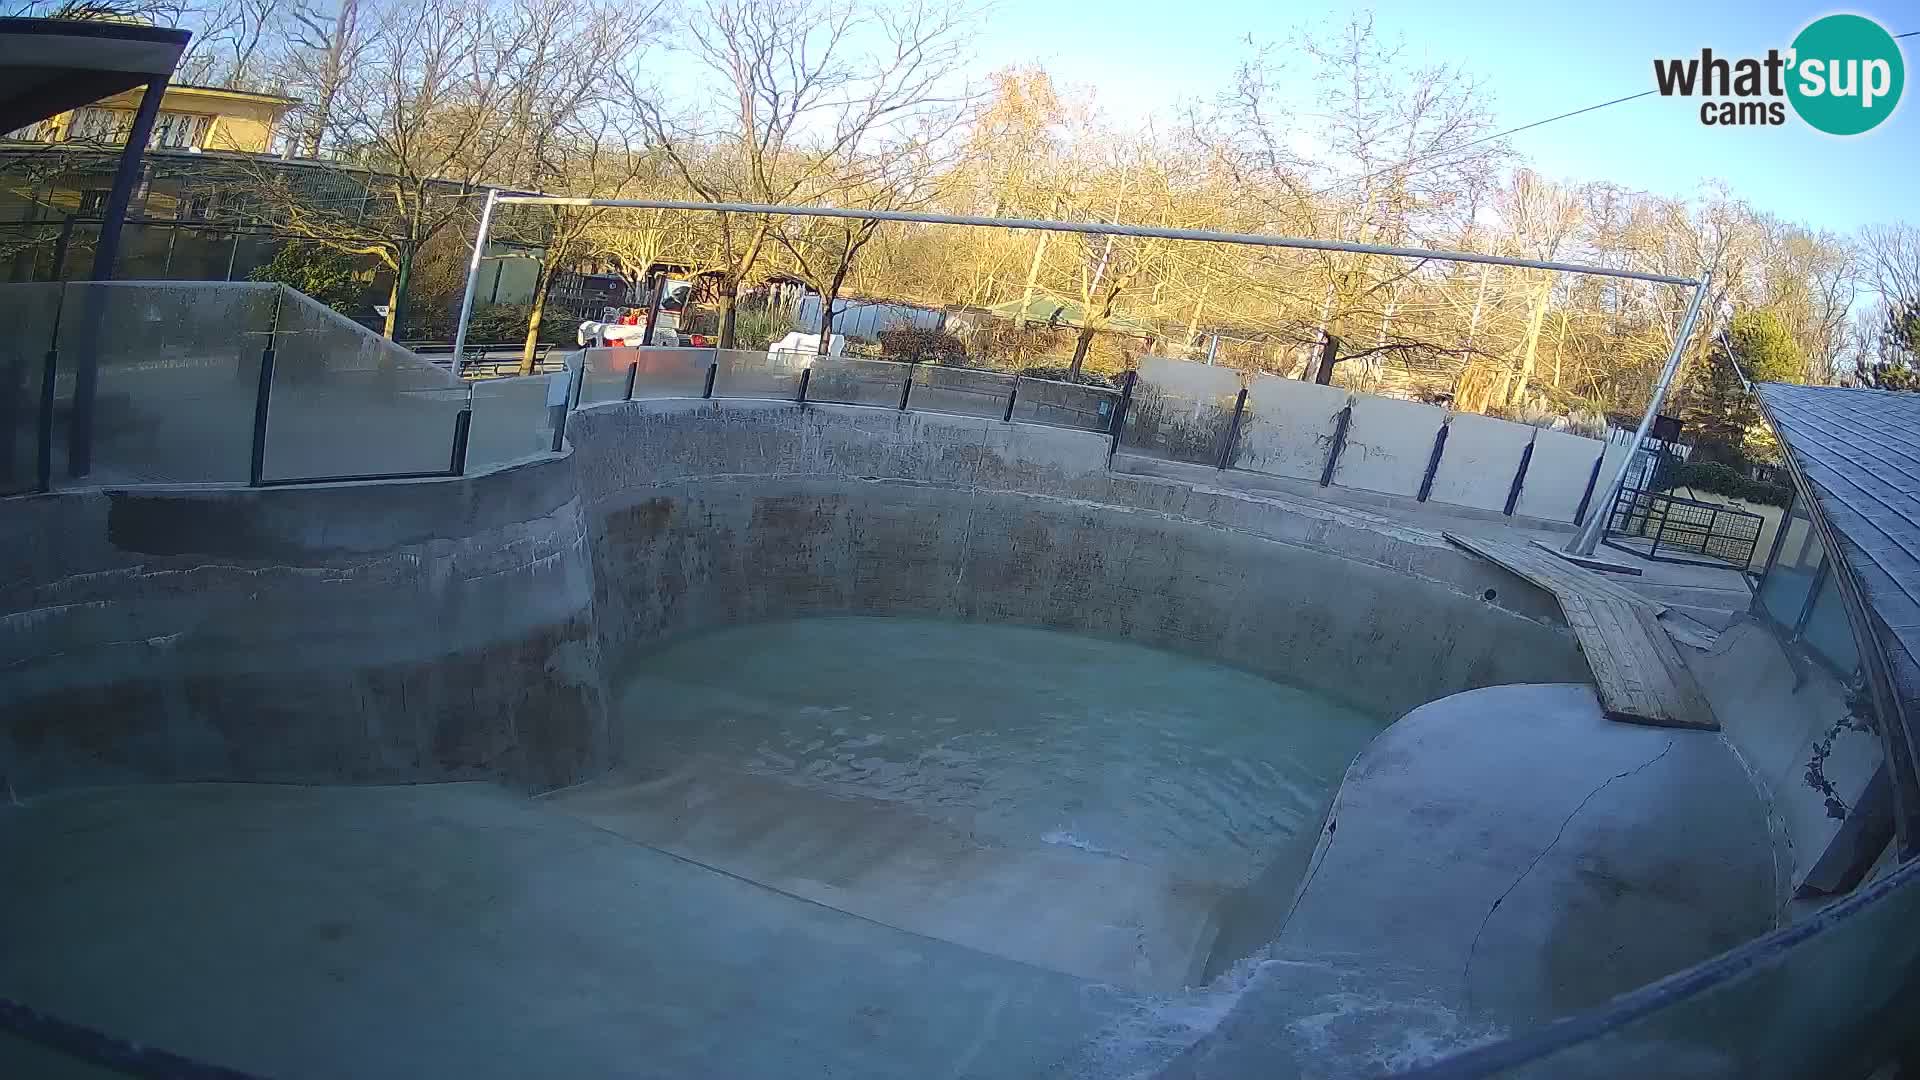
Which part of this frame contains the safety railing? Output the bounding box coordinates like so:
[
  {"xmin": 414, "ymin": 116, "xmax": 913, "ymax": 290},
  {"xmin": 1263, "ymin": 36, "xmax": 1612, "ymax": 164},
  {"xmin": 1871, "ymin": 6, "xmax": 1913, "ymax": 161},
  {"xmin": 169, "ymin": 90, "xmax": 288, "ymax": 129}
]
[
  {"xmin": 565, "ymin": 345, "xmax": 1124, "ymax": 436},
  {"xmin": 1603, "ymin": 486, "xmax": 1765, "ymax": 572},
  {"xmin": 0, "ymin": 281, "xmax": 565, "ymax": 495}
]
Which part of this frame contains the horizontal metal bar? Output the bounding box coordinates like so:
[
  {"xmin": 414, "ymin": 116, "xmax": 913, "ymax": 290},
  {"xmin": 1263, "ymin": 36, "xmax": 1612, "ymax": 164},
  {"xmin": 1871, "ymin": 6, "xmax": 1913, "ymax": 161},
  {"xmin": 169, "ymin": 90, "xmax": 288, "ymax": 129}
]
[
  {"xmin": 490, "ymin": 195, "xmax": 1699, "ymax": 286},
  {"xmin": 253, "ymin": 468, "xmax": 459, "ymax": 487}
]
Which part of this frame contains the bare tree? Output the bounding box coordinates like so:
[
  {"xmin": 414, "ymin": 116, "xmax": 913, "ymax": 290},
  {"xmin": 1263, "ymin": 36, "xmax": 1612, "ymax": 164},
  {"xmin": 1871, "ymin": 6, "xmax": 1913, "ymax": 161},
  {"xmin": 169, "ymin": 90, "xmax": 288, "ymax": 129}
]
[{"xmin": 636, "ymin": 0, "xmax": 977, "ymax": 347}]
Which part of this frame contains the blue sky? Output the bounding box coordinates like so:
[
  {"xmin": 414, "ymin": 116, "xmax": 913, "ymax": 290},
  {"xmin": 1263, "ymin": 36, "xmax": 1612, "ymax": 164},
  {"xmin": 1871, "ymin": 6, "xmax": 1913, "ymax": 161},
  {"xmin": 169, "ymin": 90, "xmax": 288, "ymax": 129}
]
[{"xmin": 970, "ymin": 0, "xmax": 1916, "ymax": 235}]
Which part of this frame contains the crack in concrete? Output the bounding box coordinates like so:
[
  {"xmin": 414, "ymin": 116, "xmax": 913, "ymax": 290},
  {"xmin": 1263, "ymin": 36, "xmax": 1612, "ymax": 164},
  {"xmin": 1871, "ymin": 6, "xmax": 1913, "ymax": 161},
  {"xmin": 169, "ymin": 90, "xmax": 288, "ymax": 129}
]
[{"xmin": 1460, "ymin": 737, "xmax": 1677, "ymax": 1009}]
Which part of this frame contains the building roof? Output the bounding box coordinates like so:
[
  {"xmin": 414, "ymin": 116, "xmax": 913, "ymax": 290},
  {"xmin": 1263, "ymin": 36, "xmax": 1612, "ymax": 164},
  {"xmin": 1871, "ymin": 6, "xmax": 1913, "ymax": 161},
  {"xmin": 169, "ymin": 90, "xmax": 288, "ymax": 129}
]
[
  {"xmin": 0, "ymin": 17, "xmax": 189, "ymax": 134},
  {"xmin": 1756, "ymin": 381, "xmax": 1920, "ymax": 719}
]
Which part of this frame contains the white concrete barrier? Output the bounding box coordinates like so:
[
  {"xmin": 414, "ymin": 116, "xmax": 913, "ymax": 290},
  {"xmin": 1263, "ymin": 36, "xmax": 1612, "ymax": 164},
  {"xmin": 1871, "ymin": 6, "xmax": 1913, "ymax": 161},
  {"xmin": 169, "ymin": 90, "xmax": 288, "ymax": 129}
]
[
  {"xmin": 1427, "ymin": 413, "xmax": 1537, "ymax": 513},
  {"xmin": 1334, "ymin": 395, "xmax": 1447, "ymax": 497},
  {"xmin": 1235, "ymin": 376, "xmax": 1348, "ymax": 481},
  {"xmin": 1517, "ymin": 428, "xmax": 1606, "ymax": 523}
]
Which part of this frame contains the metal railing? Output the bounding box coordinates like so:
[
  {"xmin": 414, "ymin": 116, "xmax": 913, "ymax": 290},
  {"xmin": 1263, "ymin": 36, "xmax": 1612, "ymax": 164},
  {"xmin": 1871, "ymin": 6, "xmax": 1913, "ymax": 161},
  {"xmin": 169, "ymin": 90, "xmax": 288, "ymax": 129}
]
[{"xmin": 1603, "ymin": 486, "xmax": 1765, "ymax": 572}]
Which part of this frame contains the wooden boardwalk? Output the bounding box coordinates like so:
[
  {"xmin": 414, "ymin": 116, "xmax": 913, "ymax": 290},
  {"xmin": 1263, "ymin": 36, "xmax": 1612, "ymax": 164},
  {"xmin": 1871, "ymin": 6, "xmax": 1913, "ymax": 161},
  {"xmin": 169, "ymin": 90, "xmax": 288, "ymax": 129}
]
[{"xmin": 1445, "ymin": 532, "xmax": 1719, "ymax": 731}]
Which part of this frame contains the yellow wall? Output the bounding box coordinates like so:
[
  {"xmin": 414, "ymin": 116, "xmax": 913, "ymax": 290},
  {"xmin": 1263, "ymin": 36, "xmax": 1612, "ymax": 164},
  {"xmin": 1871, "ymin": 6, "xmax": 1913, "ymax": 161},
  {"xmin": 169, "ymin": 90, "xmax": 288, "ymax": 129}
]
[{"xmin": 41, "ymin": 86, "xmax": 296, "ymax": 154}]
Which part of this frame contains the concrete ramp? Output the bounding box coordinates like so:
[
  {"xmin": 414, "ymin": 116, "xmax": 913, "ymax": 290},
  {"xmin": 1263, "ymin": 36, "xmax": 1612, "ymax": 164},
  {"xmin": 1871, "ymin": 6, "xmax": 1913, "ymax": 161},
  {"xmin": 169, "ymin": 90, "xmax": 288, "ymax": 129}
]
[{"xmin": 546, "ymin": 760, "xmax": 1228, "ymax": 991}]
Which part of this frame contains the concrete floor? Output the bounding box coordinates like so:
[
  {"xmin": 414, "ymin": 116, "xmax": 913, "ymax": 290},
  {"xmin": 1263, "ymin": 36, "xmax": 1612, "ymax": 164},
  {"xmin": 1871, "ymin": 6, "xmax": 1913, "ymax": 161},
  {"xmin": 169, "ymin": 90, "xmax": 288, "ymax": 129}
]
[
  {"xmin": 0, "ymin": 782, "xmax": 1132, "ymax": 1080},
  {"xmin": 1160, "ymin": 683, "xmax": 1778, "ymax": 1078}
]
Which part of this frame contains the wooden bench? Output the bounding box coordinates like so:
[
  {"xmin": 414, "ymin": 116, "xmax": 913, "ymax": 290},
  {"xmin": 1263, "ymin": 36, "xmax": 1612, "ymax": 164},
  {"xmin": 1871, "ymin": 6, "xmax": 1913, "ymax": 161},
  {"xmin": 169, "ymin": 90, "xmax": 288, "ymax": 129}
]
[{"xmin": 1445, "ymin": 532, "xmax": 1719, "ymax": 731}]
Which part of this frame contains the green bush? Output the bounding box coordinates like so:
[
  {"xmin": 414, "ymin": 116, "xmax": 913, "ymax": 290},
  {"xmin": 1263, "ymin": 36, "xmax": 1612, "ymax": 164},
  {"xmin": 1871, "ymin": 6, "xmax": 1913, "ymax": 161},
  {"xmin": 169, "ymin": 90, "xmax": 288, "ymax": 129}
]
[
  {"xmin": 247, "ymin": 243, "xmax": 363, "ymax": 313},
  {"xmin": 1659, "ymin": 458, "xmax": 1794, "ymax": 508},
  {"xmin": 878, "ymin": 326, "xmax": 967, "ymax": 365}
]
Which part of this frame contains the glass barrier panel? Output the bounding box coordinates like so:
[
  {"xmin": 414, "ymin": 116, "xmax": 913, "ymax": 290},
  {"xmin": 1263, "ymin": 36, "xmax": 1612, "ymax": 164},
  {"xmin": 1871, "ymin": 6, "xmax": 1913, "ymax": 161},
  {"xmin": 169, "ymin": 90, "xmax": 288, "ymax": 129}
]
[
  {"xmin": 807, "ymin": 356, "xmax": 911, "ymax": 408},
  {"xmin": 908, "ymin": 364, "xmax": 1014, "ymax": 420},
  {"xmin": 1118, "ymin": 356, "xmax": 1241, "ymax": 463},
  {"xmin": 713, "ymin": 349, "xmax": 805, "ymax": 400},
  {"xmin": 465, "ymin": 373, "xmax": 560, "ymax": 470},
  {"xmin": 264, "ymin": 287, "xmax": 468, "ymax": 482},
  {"xmin": 571, "ymin": 349, "xmax": 711, "ymax": 405},
  {"xmin": 1758, "ymin": 502, "xmax": 1822, "ymax": 631},
  {"xmin": 0, "ymin": 284, "xmax": 60, "ymax": 494},
  {"xmin": 55, "ymin": 281, "xmax": 278, "ymax": 485},
  {"xmin": 261, "ymin": 385, "xmax": 468, "ymax": 481},
  {"xmin": 1801, "ymin": 567, "xmax": 1860, "ymax": 676},
  {"xmin": 1011, "ymin": 376, "xmax": 1121, "ymax": 432},
  {"xmin": 1449, "ymin": 858, "xmax": 1920, "ymax": 1080},
  {"xmin": 115, "ymin": 224, "xmax": 176, "ymax": 279}
]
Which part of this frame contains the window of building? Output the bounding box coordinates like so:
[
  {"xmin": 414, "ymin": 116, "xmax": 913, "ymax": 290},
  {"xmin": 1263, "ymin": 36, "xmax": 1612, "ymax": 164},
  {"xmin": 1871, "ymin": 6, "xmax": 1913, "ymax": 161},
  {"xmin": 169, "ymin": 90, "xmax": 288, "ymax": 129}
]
[
  {"xmin": 62, "ymin": 108, "xmax": 210, "ymax": 149},
  {"xmin": 151, "ymin": 112, "xmax": 211, "ymax": 150},
  {"xmin": 178, "ymin": 192, "xmax": 216, "ymax": 220},
  {"xmin": 78, "ymin": 189, "xmax": 110, "ymax": 215}
]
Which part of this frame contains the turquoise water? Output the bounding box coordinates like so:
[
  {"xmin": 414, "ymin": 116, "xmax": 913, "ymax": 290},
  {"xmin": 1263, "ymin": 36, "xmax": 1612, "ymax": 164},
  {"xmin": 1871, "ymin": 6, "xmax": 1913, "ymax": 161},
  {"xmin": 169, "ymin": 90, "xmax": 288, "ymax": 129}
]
[{"xmin": 618, "ymin": 617, "xmax": 1384, "ymax": 886}]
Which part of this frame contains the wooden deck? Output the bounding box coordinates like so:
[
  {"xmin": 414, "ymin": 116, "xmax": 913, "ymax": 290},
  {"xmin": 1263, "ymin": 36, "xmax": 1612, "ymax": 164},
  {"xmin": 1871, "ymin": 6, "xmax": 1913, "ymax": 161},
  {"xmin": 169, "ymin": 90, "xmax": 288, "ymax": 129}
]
[{"xmin": 1446, "ymin": 533, "xmax": 1719, "ymax": 731}]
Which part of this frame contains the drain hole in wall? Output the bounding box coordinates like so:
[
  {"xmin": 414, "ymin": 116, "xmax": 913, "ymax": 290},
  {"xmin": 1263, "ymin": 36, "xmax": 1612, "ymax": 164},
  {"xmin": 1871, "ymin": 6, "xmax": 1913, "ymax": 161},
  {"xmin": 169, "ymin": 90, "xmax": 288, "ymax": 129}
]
[{"xmin": 1482, "ymin": 589, "xmax": 1498, "ymax": 602}]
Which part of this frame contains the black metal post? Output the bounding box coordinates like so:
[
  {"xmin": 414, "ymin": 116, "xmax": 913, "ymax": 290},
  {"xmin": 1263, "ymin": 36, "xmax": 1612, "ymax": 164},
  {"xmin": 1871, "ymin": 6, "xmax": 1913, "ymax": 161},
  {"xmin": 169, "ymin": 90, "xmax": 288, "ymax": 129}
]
[
  {"xmin": 449, "ymin": 407, "xmax": 472, "ymax": 475},
  {"xmin": 1003, "ymin": 378, "xmax": 1019, "ymax": 422},
  {"xmin": 50, "ymin": 216, "xmax": 75, "ymax": 280},
  {"xmin": 1320, "ymin": 405, "xmax": 1352, "ymax": 487},
  {"xmin": 67, "ymin": 75, "xmax": 169, "ymax": 480},
  {"xmin": 703, "ymin": 362, "xmax": 718, "ymax": 398},
  {"xmin": 1416, "ymin": 422, "xmax": 1450, "ymax": 502},
  {"xmin": 1572, "ymin": 452, "xmax": 1605, "ymax": 527},
  {"xmin": 898, "ymin": 370, "xmax": 913, "ymax": 411},
  {"xmin": 35, "ymin": 348, "xmax": 56, "ymax": 492},
  {"xmin": 248, "ymin": 345, "xmax": 277, "ymax": 486},
  {"xmin": 1107, "ymin": 369, "xmax": 1137, "ymax": 459},
  {"xmin": 623, "ymin": 361, "xmax": 638, "ymax": 401},
  {"xmin": 796, "ymin": 367, "xmax": 811, "ymax": 404},
  {"xmin": 1215, "ymin": 387, "xmax": 1248, "ymax": 469},
  {"xmin": 1503, "ymin": 439, "xmax": 1535, "ymax": 516},
  {"xmin": 640, "ymin": 272, "xmax": 665, "ymax": 346}
]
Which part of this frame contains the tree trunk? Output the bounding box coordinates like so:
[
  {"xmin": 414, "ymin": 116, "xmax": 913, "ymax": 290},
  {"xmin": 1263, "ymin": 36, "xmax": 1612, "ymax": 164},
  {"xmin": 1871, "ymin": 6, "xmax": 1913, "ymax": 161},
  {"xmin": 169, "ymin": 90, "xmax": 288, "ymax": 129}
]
[
  {"xmin": 1508, "ymin": 278, "xmax": 1551, "ymax": 406},
  {"xmin": 519, "ymin": 259, "xmax": 555, "ymax": 375},
  {"xmin": 717, "ymin": 278, "xmax": 739, "ymax": 349},
  {"xmin": 383, "ymin": 245, "xmax": 412, "ymax": 340},
  {"xmin": 1067, "ymin": 325, "xmax": 1095, "ymax": 378}
]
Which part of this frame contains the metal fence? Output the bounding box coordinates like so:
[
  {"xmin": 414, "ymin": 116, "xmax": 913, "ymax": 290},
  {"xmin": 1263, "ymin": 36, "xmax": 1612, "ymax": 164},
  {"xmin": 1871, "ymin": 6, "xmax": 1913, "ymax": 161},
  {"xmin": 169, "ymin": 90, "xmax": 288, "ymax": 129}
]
[{"xmin": 1603, "ymin": 486, "xmax": 1765, "ymax": 572}]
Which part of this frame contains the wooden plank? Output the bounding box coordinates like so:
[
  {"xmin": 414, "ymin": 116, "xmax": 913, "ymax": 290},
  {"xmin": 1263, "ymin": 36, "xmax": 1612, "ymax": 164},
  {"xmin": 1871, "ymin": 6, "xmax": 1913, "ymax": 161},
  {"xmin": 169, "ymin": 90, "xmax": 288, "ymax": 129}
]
[
  {"xmin": 1444, "ymin": 532, "xmax": 1659, "ymax": 611},
  {"xmin": 1445, "ymin": 531, "xmax": 1716, "ymax": 731}
]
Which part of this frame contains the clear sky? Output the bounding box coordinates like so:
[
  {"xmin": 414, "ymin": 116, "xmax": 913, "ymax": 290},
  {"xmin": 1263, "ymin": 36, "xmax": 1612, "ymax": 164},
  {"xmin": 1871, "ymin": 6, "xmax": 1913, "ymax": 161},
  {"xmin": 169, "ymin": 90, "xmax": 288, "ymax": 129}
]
[{"xmin": 969, "ymin": 0, "xmax": 1916, "ymax": 235}]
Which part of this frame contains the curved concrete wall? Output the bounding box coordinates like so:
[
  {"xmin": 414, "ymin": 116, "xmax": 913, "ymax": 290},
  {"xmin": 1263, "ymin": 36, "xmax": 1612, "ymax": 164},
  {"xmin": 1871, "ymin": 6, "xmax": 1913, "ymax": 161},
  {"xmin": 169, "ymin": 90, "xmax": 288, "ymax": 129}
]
[
  {"xmin": 2, "ymin": 396, "xmax": 1591, "ymax": 796},
  {"xmin": 0, "ymin": 454, "xmax": 610, "ymax": 796},
  {"xmin": 572, "ymin": 399, "xmax": 1588, "ymax": 721}
]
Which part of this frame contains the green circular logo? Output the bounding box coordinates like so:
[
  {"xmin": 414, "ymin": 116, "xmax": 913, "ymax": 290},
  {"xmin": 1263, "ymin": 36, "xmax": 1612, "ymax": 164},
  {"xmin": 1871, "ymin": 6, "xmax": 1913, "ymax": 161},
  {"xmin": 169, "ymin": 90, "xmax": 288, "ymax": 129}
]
[{"xmin": 1787, "ymin": 14, "xmax": 1904, "ymax": 135}]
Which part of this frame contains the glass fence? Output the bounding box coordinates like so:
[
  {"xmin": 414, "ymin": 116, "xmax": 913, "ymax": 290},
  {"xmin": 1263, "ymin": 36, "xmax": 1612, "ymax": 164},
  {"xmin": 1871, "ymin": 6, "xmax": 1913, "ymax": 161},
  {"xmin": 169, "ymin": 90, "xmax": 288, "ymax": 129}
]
[
  {"xmin": 0, "ymin": 282, "xmax": 560, "ymax": 493},
  {"xmin": 1753, "ymin": 491, "xmax": 1862, "ymax": 678},
  {"xmin": 575, "ymin": 346, "xmax": 1121, "ymax": 435}
]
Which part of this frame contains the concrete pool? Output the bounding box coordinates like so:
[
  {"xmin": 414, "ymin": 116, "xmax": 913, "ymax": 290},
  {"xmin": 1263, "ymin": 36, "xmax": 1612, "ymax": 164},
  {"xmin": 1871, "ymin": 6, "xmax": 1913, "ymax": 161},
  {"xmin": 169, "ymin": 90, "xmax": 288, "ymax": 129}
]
[{"xmin": 0, "ymin": 397, "xmax": 1817, "ymax": 1078}]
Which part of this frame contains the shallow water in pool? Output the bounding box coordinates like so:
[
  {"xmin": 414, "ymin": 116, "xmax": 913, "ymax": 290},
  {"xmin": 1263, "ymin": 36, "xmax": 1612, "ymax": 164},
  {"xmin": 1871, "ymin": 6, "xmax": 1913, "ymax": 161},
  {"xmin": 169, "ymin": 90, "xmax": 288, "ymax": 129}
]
[{"xmin": 618, "ymin": 616, "xmax": 1385, "ymax": 885}]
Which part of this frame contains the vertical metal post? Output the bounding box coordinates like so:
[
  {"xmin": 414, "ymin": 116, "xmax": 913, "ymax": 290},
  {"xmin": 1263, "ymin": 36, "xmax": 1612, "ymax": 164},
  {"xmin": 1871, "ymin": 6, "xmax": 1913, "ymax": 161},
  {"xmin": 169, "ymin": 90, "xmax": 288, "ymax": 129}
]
[
  {"xmin": 50, "ymin": 215, "xmax": 75, "ymax": 280},
  {"xmin": 162, "ymin": 223, "xmax": 177, "ymax": 275},
  {"xmin": 33, "ymin": 286, "xmax": 64, "ymax": 492},
  {"xmin": 248, "ymin": 344, "xmax": 277, "ymax": 486},
  {"xmin": 1205, "ymin": 334, "xmax": 1221, "ymax": 364},
  {"xmin": 226, "ymin": 230, "xmax": 241, "ymax": 280},
  {"xmin": 1417, "ymin": 422, "xmax": 1450, "ymax": 502},
  {"xmin": 1503, "ymin": 438, "xmax": 1535, "ymax": 517},
  {"xmin": 1572, "ymin": 452, "xmax": 1605, "ymax": 527},
  {"xmin": 449, "ymin": 404, "xmax": 472, "ymax": 476},
  {"xmin": 622, "ymin": 361, "xmax": 638, "ymax": 401},
  {"xmin": 702, "ymin": 362, "xmax": 717, "ymax": 398},
  {"xmin": 451, "ymin": 188, "xmax": 500, "ymax": 379},
  {"xmin": 898, "ymin": 369, "xmax": 913, "ymax": 411},
  {"xmin": 640, "ymin": 272, "xmax": 665, "ymax": 346},
  {"xmin": 1003, "ymin": 377, "xmax": 1019, "ymax": 423},
  {"xmin": 89, "ymin": 75, "xmax": 167, "ymax": 281},
  {"xmin": 1312, "ymin": 332, "xmax": 1341, "ymax": 385},
  {"xmin": 1568, "ymin": 275, "xmax": 1711, "ymax": 555},
  {"xmin": 1107, "ymin": 369, "xmax": 1137, "ymax": 458},
  {"xmin": 1320, "ymin": 404, "xmax": 1352, "ymax": 487},
  {"xmin": 796, "ymin": 367, "xmax": 811, "ymax": 404},
  {"xmin": 1215, "ymin": 387, "xmax": 1247, "ymax": 469}
]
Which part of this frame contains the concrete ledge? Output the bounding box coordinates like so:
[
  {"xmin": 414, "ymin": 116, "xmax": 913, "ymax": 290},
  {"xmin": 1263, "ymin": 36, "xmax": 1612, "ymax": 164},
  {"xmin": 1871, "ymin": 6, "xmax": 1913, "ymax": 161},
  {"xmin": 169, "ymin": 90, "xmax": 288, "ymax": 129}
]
[
  {"xmin": 0, "ymin": 455, "xmax": 610, "ymax": 796},
  {"xmin": 1165, "ymin": 683, "xmax": 1776, "ymax": 1078}
]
